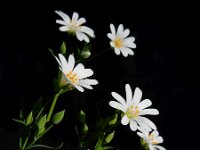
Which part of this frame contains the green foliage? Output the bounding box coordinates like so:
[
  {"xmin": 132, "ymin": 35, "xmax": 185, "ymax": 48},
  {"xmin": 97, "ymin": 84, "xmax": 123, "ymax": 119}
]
[
  {"xmin": 26, "ymin": 111, "xmax": 33, "ymax": 125},
  {"xmin": 60, "ymin": 41, "xmax": 67, "ymax": 55},
  {"xmin": 52, "ymin": 110, "xmax": 65, "ymax": 124},
  {"xmin": 37, "ymin": 114, "xmax": 47, "ymax": 135}
]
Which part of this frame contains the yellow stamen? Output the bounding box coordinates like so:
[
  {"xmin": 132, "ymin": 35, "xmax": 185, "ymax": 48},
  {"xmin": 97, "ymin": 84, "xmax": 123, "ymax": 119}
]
[
  {"xmin": 69, "ymin": 20, "xmax": 80, "ymax": 32},
  {"xmin": 66, "ymin": 71, "xmax": 79, "ymax": 84},
  {"xmin": 148, "ymin": 133, "xmax": 159, "ymax": 145},
  {"xmin": 126, "ymin": 105, "xmax": 140, "ymax": 119},
  {"xmin": 113, "ymin": 37, "xmax": 123, "ymax": 48}
]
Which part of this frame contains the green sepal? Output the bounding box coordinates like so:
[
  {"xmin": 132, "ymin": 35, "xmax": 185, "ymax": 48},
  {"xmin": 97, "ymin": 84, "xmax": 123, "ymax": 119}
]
[
  {"xmin": 26, "ymin": 111, "xmax": 33, "ymax": 125},
  {"xmin": 105, "ymin": 131, "xmax": 115, "ymax": 144},
  {"xmin": 52, "ymin": 110, "xmax": 65, "ymax": 124},
  {"xmin": 60, "ymin": 41, "xmax": 67, "ymax": 55}
]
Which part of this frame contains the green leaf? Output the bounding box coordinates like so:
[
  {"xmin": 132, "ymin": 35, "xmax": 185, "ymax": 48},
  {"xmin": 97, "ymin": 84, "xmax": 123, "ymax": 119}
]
[
  {"xmin": 108, "ymin": 114, "xmax": 118, "ymax": 126},
  {"xmin": 26, "ymin": 142, "xmax": 63, "ymax": 150},
  {"xmin": 37, "ymin": 114, "xmax": 47, "ymax": 129},
  {"xmin": 80, "ymin": 50, "xmax": 91, "ymax": 59},
  {"xmin": 52, "ymin": 110, "xmax": 65, "ymax": 124},
  {"xmin": 12, "ymin": 118, "xmax": 26, "ymax": 126},
  {"xmin": 26, "ymin": 111, "xmax": 33, "ymax": 125},
  {"xmin": 83, "ymin": 124, "xmax": 88, "ymax": 134},
  {"xmin": 60, "ymin": 41, "xmax": 66, "ymax": 54},
  {"xmin": 102, "ymin": 146, "xmax": 115, "ymax": 150},
  {"xmin": 48, "ymin": 48, "xmax": 56, "ymax": 57},
  {"xmin": 79, "ymin": 110, "xmax": 86, "ymax": 123},
  {"xmin": 95, "ymin": 133, "xmax": 104, "ymax": 150},
  {"xmin": 105, "ymin": 131, "xmax": 115, "ymax": 144}
]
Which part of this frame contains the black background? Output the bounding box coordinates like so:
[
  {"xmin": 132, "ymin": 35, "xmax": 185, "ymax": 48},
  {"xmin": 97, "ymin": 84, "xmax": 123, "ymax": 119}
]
[{"xmin": 0, "ymin": 1, "xmax": 199, "ymax": 150}]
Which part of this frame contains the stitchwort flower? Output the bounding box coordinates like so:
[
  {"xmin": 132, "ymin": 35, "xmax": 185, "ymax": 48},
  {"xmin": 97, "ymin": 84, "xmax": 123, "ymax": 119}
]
[
  {"xmin": 137, "ymin": 127, "xmax": 166, "ymax": 150},
  {"xmin": 107, "ymin": 24, "xmax": 136, "ymax": 57},
  {"xmin": 55, "ymin": 10, "xmax": 95, "ymax": 43},
  {"xmin": 109, "ymin": 84, "xmax": 159, "ymax": 131},
  {"xmin": 55, "ymin": 53, "xmax": 98, "ymax": 92}
]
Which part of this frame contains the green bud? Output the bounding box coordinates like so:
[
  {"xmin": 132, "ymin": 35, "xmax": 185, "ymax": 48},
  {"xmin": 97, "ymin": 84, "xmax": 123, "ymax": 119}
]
[
  {"xmin": 105, "ymin": 131, "xmax": 115, "ymax": 143},
  {"xmin": 60, "ymin": 41, "xmax": 66, "ymax": 54},
  {"xmin": 80, "ymin": 50, "xmax": 91, "ymax": 58},
  {"xmin": 52, "ymin": 110, "xmax": 65, "ymax": 124},
  {"xmin": 83, "ymin": 124, "xmax": 88, "ymax": 134},
  {"xmin": 79, "ymin": 110, "xmax": 86, "ymax": 123},
  {"xmin": 26, "ymin": 111, "xmax": 33, "ymax": 125},
  {"xmin": 108, "ymin": 114, "xmax": 118, "ymax": 125},
  {"xmin": 37, "ymin": 114, "xmax": 47, "ymax": 129}
]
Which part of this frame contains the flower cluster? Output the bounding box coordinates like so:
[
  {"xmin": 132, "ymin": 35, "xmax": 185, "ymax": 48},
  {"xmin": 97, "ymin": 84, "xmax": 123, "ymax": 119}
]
[
  {"xmin": 54, "ymin": 10, "xmax": 166, "ymax": 150},
  {"xmin": 15, "ymin": 10, "xmax": 166, "ymax": 150}
]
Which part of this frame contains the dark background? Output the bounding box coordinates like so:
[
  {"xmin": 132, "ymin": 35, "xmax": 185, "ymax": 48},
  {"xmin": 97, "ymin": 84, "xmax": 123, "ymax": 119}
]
[{"xmin": 0, "ymin": 1, "xmax": 199, "ymax": 150}]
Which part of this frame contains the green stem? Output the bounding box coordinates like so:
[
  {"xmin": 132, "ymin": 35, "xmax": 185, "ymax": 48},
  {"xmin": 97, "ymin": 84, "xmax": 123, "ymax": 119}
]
[
  {"xmin": 47, "ymin": 89, "xmax": 63, "ymax": 122},
  {"xmin": 26, "ymin": 125, "xmax": 54, "ymax": 149},
  {"xmin": 83, "ymin": 48, "xmax": 110, "ymax": 64},
  {"xmin": 21, "ymin": 136, "xmax": 29, "ymax": 150}
]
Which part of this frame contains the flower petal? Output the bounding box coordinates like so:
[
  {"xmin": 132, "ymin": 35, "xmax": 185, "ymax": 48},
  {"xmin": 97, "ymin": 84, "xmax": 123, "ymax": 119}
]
[
  {"xmin": 73, "ymin": 63, "xmax": 85, "ymax": 74},
  {"xmin": 120, "ymin": 48, "xmax": 128, "ymax": 57},
  {"xmin": 109, "ymin": 101, "xmax": 126, "ymax": 112},
  {"xmin": 122, "ymin": 28, "xmax": 130, "ymax": 38},
  {"xmin": 136, "ymin": 117, "xmax": 152, "ymax": 131},
  {"xmin": 73, "ymin": 84, "xmax": 84, "ymax": 92},
  {"xmin": 55, "ymin": 10, "xmax": 70, "ymax": 23},
  {"xmin": 155, "ymin": 136, "xmax": 163, "ymax": 143},
  {"xmin": 121, "ymin": 115, "xmax": 130, "ymax": 125},
  {"xmin": 77, "ymin": 17, "xmax": 86, "ymax": 25},
  {"xmin": 137, "ymin": 132, "xmax": 145, "ymax": 139},
  {"xmin": 140, "ymin": 109, "xmax": 159, "ymax": 115},
  {"xmin": 117, "ymin": 24, "xmax": 124, "ymax": 36},
  {"xmin": 110, "ymin": 24, "xmax": 116, "ymax": 35},
  {"xmin": 138, "ymin": 99, "xmax": 152, "ymax": 109},
  {"xmin": 81, "ymin": 79, "xmax": 98, "ymax": 85},
  {"xmin": 111, "ymin": 92, "xmax": 126, "ymax": 106},
  {"xmin": 107, "ymin": 33, "xmax": 115, "ymax": 40},
  {"xmin": 153, "ymin": 145, "xmax": 166, "ymax": 150},
  {"xmin": 59, "ymin": 26, "xmax": 69, "ymax": 32},
  {"xmin": 80, "ymin": 26, "xmax": 95, "ymax": 38},
  {"xmin": 58, "ymin": 53, "xmax": 68, "ymax": 73},
  {"xmin": 125, "ymin": 84, "xmax": 132, "ymax": 106},
  {"xmin": 67, "ymin": 54, "xmax": 75, "ymax": 73},
  {"xmin": 125, "ymin": 42, "xmax": 136, "ymax": 49},
  {"xmin": 130, "ymin": 120, "xmax": 137, "ymax": 131},
  {"xmin": 151, "ymin": 130, "xmax": 159, "ymax": 137},
  {"xmin": 133, "ymin": 87, "xmax": 142, "ymax": 104},
  {"xmin": 140, "ymin": 116, "xmax": 157, "ymax": 130},
  {"xmin": 121, "ymin": 47, "xmax": 134, "ymax": 56},
  {"xmin": 78, "ymin": 69, "xmax": 94, "ymax": 79},
  {"xmin": 56, "ymin": 20, "xmax": 66, "ymax": 25},
  {"xmin": 78, "ymin": 80, "xmax": 93, "ymax": 89},
  {"xmin": 114, "ymin": 48, "xmax": 121, "ymax": 55},
  {"xmin": 72, "ymin": 12, "xmax": 79, "ymax": 22},
  {"xmin": 124, "ymin": 37, "xmax": 135, "ymax": 43}
]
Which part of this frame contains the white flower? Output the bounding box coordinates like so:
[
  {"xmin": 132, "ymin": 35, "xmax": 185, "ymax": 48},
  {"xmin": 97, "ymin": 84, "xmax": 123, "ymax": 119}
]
[
  {"xmin": 137, "ymin": 128, "xmax": 166, "ymax": 150},
  {"xmin": 109, "ymin": 84, "xmax": 159, "ymax": 131},
  {"xmin": 55, "ymin": 10, "xmax": 95, "ymax": 43},
  {"xmin": 55, "ymin": 53, "xmax": 98, "ymax": 92},
  {"xmin": 107, "ymin": 24, "xmax": 136, "ymax": 57}
]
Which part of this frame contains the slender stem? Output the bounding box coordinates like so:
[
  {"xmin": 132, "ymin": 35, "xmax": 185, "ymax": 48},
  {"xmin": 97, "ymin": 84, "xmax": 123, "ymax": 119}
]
[
  {"xmin": 83, "ymin": 48, "xmax": 110, "ymax": 64},
  {"xmin": 47, "ymin": 89, "xmax": 63, "ymax": 122},
  {"xmin": 21, "ymin": 136, "xmax": 29, "ymax": 150},
  {"xmin": 26, "ymin": 125, "xmax": 54, "ymax": 149}
]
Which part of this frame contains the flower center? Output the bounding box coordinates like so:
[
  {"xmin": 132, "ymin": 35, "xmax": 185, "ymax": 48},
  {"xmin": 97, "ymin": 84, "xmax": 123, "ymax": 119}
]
[
  {"xmin": 69, "ymin": 20, "xmax": 80, "ymax": 31},
  {"xmin": 66, "ymin": 71, "xmax": 79, "ymax": 84},
  {"xmin": 113, "ymin": 37, "xmax": 123, "ymax": 48},
  {"xmin": 126, "ymin": 105, "xmax": 140, "ymax": 119},
  {"xmin": 148, "ymin": 133, "xmax": 158, "ymax": 145}
]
